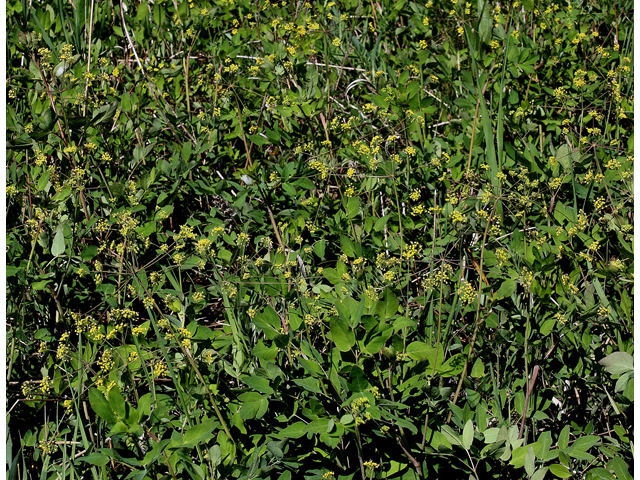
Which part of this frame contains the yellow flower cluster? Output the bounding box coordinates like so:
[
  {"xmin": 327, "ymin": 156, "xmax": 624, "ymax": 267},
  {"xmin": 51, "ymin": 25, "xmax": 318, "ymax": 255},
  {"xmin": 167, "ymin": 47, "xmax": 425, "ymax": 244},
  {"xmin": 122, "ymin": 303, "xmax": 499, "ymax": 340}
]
[
  {"xmin": 422, "ymin": 263, "xmax": 454, "ymax": 290},
  {"xmin": 152, "ymin": 361, "xmax": 168, "ymax": 378},
  {"xmin": 309, "ymin": 160, "xmax": 329, "ymax": 179},
  {"xmin": 458, "ymin": 279, "xmax": 475, "ymax": 304}
]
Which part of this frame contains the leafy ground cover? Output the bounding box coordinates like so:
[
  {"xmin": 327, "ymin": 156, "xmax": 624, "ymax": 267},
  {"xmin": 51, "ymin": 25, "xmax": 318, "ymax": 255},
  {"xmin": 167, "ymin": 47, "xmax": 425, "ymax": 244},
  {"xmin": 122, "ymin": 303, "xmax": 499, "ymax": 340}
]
[{"xmin": 5, "ymin": 0, "xmax": 634, "ymax": 478}]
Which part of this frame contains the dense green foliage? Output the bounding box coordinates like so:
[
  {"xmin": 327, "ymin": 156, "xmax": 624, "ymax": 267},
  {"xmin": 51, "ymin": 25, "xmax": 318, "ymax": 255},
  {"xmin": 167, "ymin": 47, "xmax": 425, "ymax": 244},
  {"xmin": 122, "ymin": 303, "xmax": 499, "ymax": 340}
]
[{"xmin": 6, "ymin": 0, "xmax": 634, "ymax": 478}]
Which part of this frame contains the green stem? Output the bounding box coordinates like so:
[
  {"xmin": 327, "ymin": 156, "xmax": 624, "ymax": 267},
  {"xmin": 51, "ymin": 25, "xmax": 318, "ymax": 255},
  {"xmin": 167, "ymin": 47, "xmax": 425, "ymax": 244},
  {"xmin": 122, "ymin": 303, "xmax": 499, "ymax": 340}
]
[{"xmin": 447, "ymin": 199, "xmax": 497, "ymax": 422}]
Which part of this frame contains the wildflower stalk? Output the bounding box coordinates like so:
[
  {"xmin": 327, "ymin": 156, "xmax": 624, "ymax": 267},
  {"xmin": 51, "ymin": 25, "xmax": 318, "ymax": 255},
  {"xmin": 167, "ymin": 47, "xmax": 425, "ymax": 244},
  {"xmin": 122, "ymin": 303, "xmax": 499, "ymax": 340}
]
[
  {"xmin": 447, "ymin": 198, "xmax": 498, "ymax": 422},
  {"xmin": 136, "ymin": 272, "xmax": 237, "ymax": 449}
]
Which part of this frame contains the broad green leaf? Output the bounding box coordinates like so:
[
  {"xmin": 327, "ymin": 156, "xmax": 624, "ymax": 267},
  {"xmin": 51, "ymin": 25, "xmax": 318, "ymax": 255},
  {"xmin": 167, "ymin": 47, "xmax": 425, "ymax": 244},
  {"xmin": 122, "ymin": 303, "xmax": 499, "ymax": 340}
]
[
  {"xmin": 340, "ymin": 235, "xmax": 355, "ymax": 257},
  {"xmin": 91, "ymin": 101, "xmax": 118, "ymax": 124},
  {"xmin": 182, "ymin": 421, "xmax": 218, "ymax": 448},
  {"xmin": 462, "ymin": 419, "xmax": 474, "ymax": 450},
  {"xmin": 405, "ymin": 341, "xmax": 435, "ymax": 362},
  {"xmin": 568, "ymin": 449, "xmax": 595, "ymax": 461},
  {"xmin": 267, "ymin": 441, "xmax": 284, "ymax": 460},
  {"xmin": 108, "ymin": 387, "xmax": 126, "ymax": 420},
  {"xmin": 609, "ymin": 458, "xmax": 632, "ymax": 480},
  {"xmin": 314, "ymin": 239, "xmax": 326, "ymax": 258},
  {"xmin": 37, "ymin": 169, "xmax": 50, "ymax": 191},
  {"xmin": 557, "ymin": 425, "xmax": 570, "ymax": 450},
  {"xmin": 438, "ymin": 353, "xmax": 466, "ymax": 376},
  {"xmin": 305, "ymin": 418, "xmax": 331, "ymax": 434},
  {"xmin": 586, "ymin": 468, "xmax": 616, "ymax": 480},
  {"xmin": 440, "ymin": 425, "xmax": 462, "ymax": 446},
  {"xmin": 571, "ymin": 435, "xmax": 600, "ymax": 452},
  {"xmin": 241, "ymin": 375, "xmax": 274, "ymax": 395},
  {"xmin": 470, "ymin": 357, "xmax": 485, "ymax": 378},
  {"xmin": 364, "ymin": 327, "xmax": 393, "ymax": 354},
  {"xmin": 530, "ymin": 467, "xmax": 548, "ymax": 480},
  {"xmin": 394, "ymin": 417, "xmax": 418, "ymax": 435},
  {"xmin": 524, "ymin": 446, "xmax": 536, "ymax": 477},
  {"xmin": 599, "ymin": 352, "xmax": 633, "ymax": 375},
  {"xmin": 51, "ymin": 227, "xmax": 66, "ymax": 257},
  {"xmin": 346, "ymin": 197, "xmax": 359, "ymax": 218},
  {"xmin": 429, "ymin": 430, "xmax": 453, "ymax": 451},
  {"xmin": 293, "ymin": 377, "xmax": 322, "ymax": 394},
  {"xmin": 32, "ymin": 279, "xmax": 51, "ymax": 290},
  {"xmin": 252, "ymin": 340, "xmax": 278, "ymax": 362},
  {"xmin": 88, "ymin": 388, "xmax": 117, "ymax": 424},
  {"xmin": 275, "ymin": 421, "xmax": 307, "ymax": 439},
  {"xmin": 217, "ymin": 431, "xmax": 236, "ymax": 461},
  {"xmin": 330, "ymin": 316, "xmax": 355, "ymax": 352},
  {"xmin": 548, "ymin": 464, "xmax": 571, "ymax": 478},
  {"xmin": 374, "ymin": 215, "xmax": 390, "ymax": 231},
  {"xmin": 376, "ymin": 289, "xmax": 399, "ymax": 319},
  {"xmin": 239, "ymin": 397, "xmax": 268, "ymax": 420},
  {"xmin": 321, "ymin": 267, "xmax": 342, "ymax": 285},
  {"xmin": 539, "ymin": 430, "xmax": 553, "ymax": 461},
  {"xmin": 298, "ymin": 357, "xmax": 324, "ymax": 377},
  {"xmin": 494, "ymin": 279, "xmax": 517, "ymax": 300},
  {"xmin": 392, "ymin": 317, "xmax": 417, "ymax": 331},
  {"xmin": 347, "ymin": 366, "xmax": 369, "ymax": 392},
  {"xmin": 555, "ymin": 144, "xmax": 572, "ymax": 171},
  {"xmin": 253, "ymin": 306, "xmax": 281, "ymax": 335}
]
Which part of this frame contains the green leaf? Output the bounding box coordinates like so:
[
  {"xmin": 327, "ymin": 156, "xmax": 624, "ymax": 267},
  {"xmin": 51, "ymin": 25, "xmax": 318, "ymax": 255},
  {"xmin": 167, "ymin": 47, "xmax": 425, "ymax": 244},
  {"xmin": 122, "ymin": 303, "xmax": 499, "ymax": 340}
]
[
  {"xmin": 599, "ymin": 352, "xmax": 633, "ymax": 375},
  {"xmin": 340, "ymin": 235, "xmax": 355, "ymax": 257},
  {"xmin": 275, "ymin": 421, "xmax": 307, "ymax": 439},
  {"xmin": 239, "ymin": 395, "xmax": 268, "ymax": 420},
  {"xmin": 267, "ymin": 441, "xmax": 284, "ymax": 460},
  {"xmin": 555, "ymin": 144, "xmax": 572, "ymax": 171},
  {"xmin": 440, "ymin": 425, "xmax": 462, "ymax": 447},
  {"xmin": 108, "ymin": 387, "xmax": 126, "ymax": 419},
  {"xmin": 586, "ymin": 468, "xmax": 616, "ymax": 480},
  {"xmin": 32, "ymin": 279, "xmax": 51, "ymax": 290},
  {"xmin": 548, "ymin": 464, "xmax": 571, "ymax": 478},
  {"xmin": 392, "ymin": 317, "xmax": 417, "ymax": 331},
  {"xmin": 51, "ymin": 227, "xmax": 66, "ymax": 257},
  {"xmin": 364, "ymin": 326, "xmax": 393, "ymax": 354},
  {"xmin": 571, "ymin": 435, "xmax": 600, "ymax": 452},
  {"xmin": 461, "ymin": 419, "xmax": 474, "ymax": 450},
  {"xmin": 330, "ymin": 316, "xmax": 355, "ymax": 352},
  {"xmin": 89, "ymin": 388, "xmax": 117, "ymax": 424},
  {"xmin": 347, "ymin": 366, "xmax": 369, "ymax": 392},
  {"xmin": 525, "ymin": 446, "xmax": 536, "ymax": 477},
  {"xmin": 182, "ymin": 421, "xmax": 218, "ymax": 448},
  {"xmin": 470, "ymin": 357, "xmax": 485, "ymax": 378},
  {"xmin": 298, "ymin": 357, "xmax": 324, "ymax": 377},
  {"xmin": 37, "ymin": 169, "xmax": 50, "ymax": 191},
  {"xmin": 438, "ymin": 353, "xmax": 466, "ymax": 376},
  {"xmin": 314, "ymin": 239, "xmax": 326, "ymax": 258},
  {"xmin": 252, "ymin": 340, "xmax": 278, "ymax": 362},
  {"xmin": 494, "ymin": 279, "xmax": 517, "ymax": 300},
  {"xmin": 91, "ymin": 101, "xmax": 118, "ymax": 124},
  {"xmin": 253, "ymin": 306, "xmax": 281, "ymax": 337},
  {"xmin": 376, "ymin": 289, "xmax": 399, "ymax": 319},
  {"xmin": 293, "ymin": 377, "xmax": 323, "ymax": 394},
  {"xmin": 405, "ymin": 342, "xmax": 436, "ymax": 362},
  {"xmin": 346, "ymin": 197, "xmax": 359, "ymax": 218},
  {"xmin": 482, "ymin": 427, "xmax": 501, "ymax": 443},
  {"xmin": 609, "ymin": 458, "xmax": 632, "ymax": 480},
  {"xmin": 305, "ymin": 418, "xmax": 331, "ymax": 434},
  {"xmin": 558, "ymin": 425, "xmax": 570, "ymax": 450},
  {"xmin": 78, "ymin": 453, "xmax": 110, "ymax": 466},
  {"xmin": 539, "ymin": 430, "xmax": 553, "ymax": 461},
  {"xmin": 241, "ymin": 375, "xmax": 274, "ymax": 395},
  {"xmin": 530, "ymin": 467, "xmax": 548, "ymax": 480}
]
